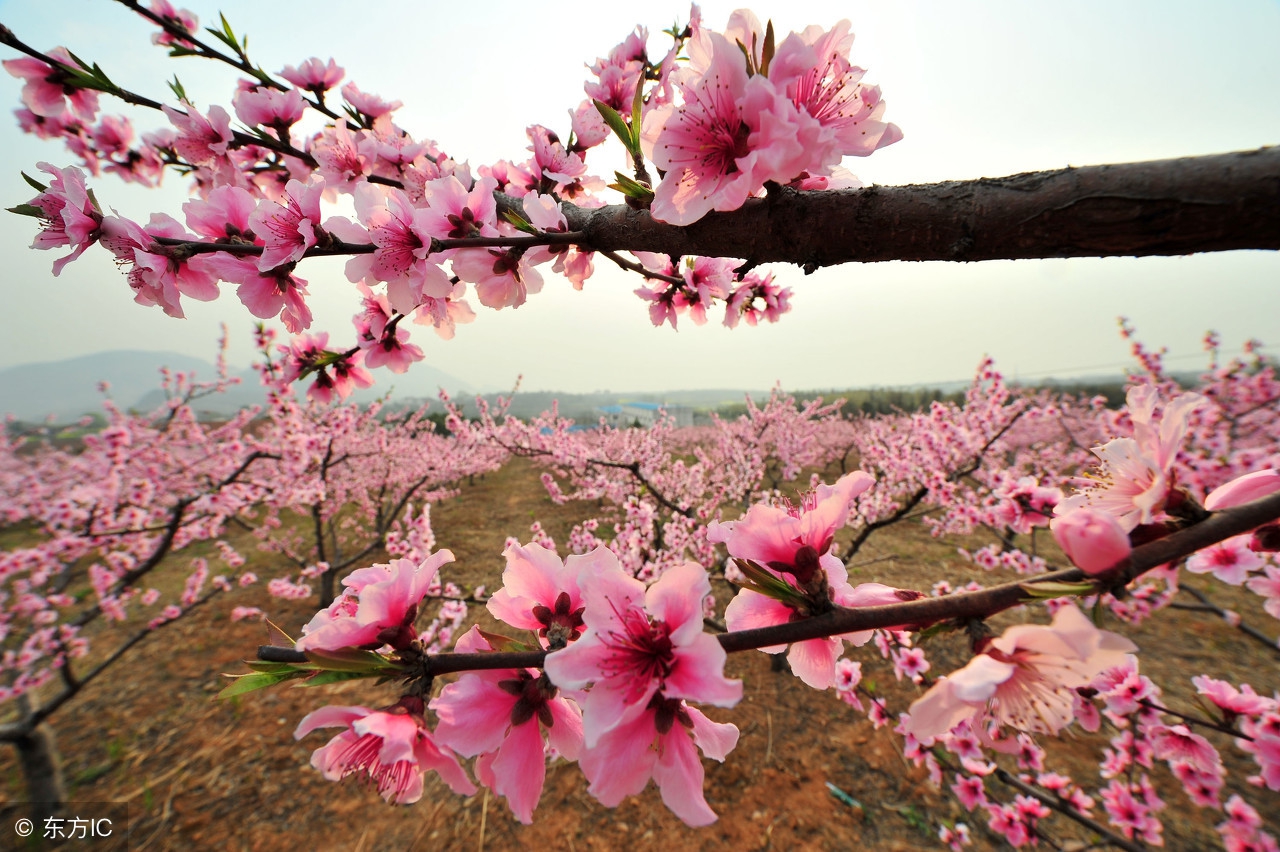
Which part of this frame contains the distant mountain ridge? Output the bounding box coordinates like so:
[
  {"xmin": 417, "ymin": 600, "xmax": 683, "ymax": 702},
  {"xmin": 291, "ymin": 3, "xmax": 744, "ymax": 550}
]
[{"xmin": 0, "ymin": 351, "xmax": 477, "ymax": 421}]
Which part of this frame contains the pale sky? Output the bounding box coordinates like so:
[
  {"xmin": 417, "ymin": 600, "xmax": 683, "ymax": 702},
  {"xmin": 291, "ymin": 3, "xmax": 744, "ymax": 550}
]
[{"xmin": 1, "ymin": 1, "xmax": 1277, "ymax": 393}]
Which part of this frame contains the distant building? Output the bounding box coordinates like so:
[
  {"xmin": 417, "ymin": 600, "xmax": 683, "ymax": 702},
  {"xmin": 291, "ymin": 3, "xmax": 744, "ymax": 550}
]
[{"xmin": 594, "ymin": 401, "xmax": 694, "ymax": 429}]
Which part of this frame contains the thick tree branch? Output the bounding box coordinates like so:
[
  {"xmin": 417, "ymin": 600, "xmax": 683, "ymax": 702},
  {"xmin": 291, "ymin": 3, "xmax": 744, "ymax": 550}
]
[{"xmin": 563, "ymin": 147, "xmax": 1280, "ymax": 267}]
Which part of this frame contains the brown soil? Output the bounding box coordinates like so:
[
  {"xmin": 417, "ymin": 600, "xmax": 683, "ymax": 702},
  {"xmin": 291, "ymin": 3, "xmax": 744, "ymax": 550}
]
[{"xmin": 2, "ymin": 457, "xmax": 1277, "ymax": 851}]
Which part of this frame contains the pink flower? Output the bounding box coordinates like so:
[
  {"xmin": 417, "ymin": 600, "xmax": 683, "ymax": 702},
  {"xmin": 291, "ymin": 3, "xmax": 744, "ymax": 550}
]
[
  {"xmin": 27, "ymin": 162, "xmax": 102, "ymax": 275},
  {"xmin": 280, "ymin": 58, "xmax": 344, "ymax": 94},
  {"xmin": 648, "ymin": 33, "xmax": 804, "ymax": 225},
  {"xmin": 3, "ymin": 48, "xmax": 100, "ymax": 121},
  {"xmin": 147, "ymin": 1, "xmax": 198, "ymax": 47},
  {"xmin": 233, "ymin": 84, "xmax": 306, "ymax": 132},
  {"xmin": 904, "ymin": 604, "xmax": 1137, "ymax": 741},
  {"xmin": 356, "ymin": 320, "xmax": 423, "ymax": 374},
  {"xmin": 1148, "ymin": 724, "xmax": 1222, "ymax": 775},
  {"xmin": 1192, "ymin": 676, "xmax": 1277, "ymax": 717},
  {"xmin": 311, "ymin": 121, "xmax": 374, "ymax": 192},
  {"xmin": 710, "ymin": 472, "xmax": 893, "ymax": 689},
  {"xmin": 329, "ymin": 184, "xmax": 451, "ymax": 311},
  {"xmin": 1057, "ymin": 385, "xmax": 1204, "ymax": 531},
  {"xmin": 522, "ymin": 193, "xmax": 594, "ymax": 290},
  {"xmin": 1245, "ymin": 567, "xmax": 1280, "ymax": 619},
  {"xmin": 430, "ymin": 628, "xmax": 583, "ymax": 824},
  {"xmin": 162, "ymin": 100, "xmax": 234, "ymax": 170},
  {"xmin": 295, "ymin": 552, "xmax": 453, "ymax": 652},
  {"xmin": 1206, "ymin": 469, "xmax": 1280, "ymax": 510},
  {"xmin": 578, "ymin": 695, "xmax": 739, "ymax": 826},
  {"xmin": 452, "ymin": 246, "xmax": 543, "ymax": 310},
  {"xmin": 487, "ymin": 542, "xmax": 588, "ymax": 648},
  {"xmin": 248, "ymin": 177, "xmax": 327, "ymax": 271},
  {"xmin": 1051, "ymin": 507, "xmax": 1132, "ymax": 575},
  {"xmin": 295, "ymin": 698, "xmax": 474, "ymax": 803},
  {"xmin": 543, "ymin": 557, "xmax": 741, "ymax": 747},
  {"xmin": 708, "ymin": 471, "xmax": 874, "ymax": 582},
  {"xmin": 182, "ymin": 185, "xmax": 256, "ymax": 240},
  {"xmin": 1186, "ymin": 535, "xmax": 1264, "ymax": 585},
  {"xmin": 341, "ymin": 82, "xmax": 402, "ymax": 118},
  {"xmin": 187, "ymin": 252, "xmax": 312, "ymax": 332},
  {"xmin": 767, "ymin": 20, "xmax": 902, "ymax": 169},
  {"xmin": 527, "ymin": 124, "xmax": 586, "ymax": 185}
]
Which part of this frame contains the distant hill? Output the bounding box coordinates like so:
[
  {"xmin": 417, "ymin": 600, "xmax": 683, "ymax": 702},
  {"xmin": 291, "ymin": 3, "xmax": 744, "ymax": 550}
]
[
  {"xmin": 0, "ymin": 350, "xmax": 219, "ymax": 421},
  {"xmin": 0, "ymin": 351, "xmax": 477, "ymax": 422}
]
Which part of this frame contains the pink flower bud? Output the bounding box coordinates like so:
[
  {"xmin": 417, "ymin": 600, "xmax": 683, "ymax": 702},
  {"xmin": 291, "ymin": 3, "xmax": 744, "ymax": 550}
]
[
  {"xmin": 1051, "ymin": 508, "xmax": 1132, "ymax": 575},
  {"xmin": 1205, "ymin": 469, "xmax": 1280, "ymax": 510}
]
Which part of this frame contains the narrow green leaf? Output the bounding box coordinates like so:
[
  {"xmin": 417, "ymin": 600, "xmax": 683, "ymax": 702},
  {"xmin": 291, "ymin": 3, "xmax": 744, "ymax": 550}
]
[
  {"xmin": 20, "ymin": 171, "xmax": 48, "ymax": 193},
  {"xmin": 303, "ymin": 647, "xmax": 397, "ymax": 673},
  {"xmin": 593, "ymin": 99, "xmax": 634, "ymax": 154},
  {"xmin": 760, "ymin": 20, "xmax": 776, "ymax": 77},
  {"xmin": 6, "ymin": 204, "xmax": 46, "ymax": 218},
  {"xmin": 63, "ymin": 49, "xmax": 93, "ymax": 73},
  {"xmin": 610, "ymin": 172, "xmax": 655, "ymax": 200},
  {"xmin": 500, "ymin": 210, "xmax": 537, "ymax": 234},
  {"xmin": 629, "ymin": 79, "xmax": 645, "ymax": 149},
  {"xmin": 735, "ymin": 39, "xmax": 755, "ymax": 76},
  {"xmin": 220, "ymin": 13, "xmax": 237, "ymax": 46},
  {"xmin": 476, "ymin": 628, "xmax": 527, "ymax": 651},
  {"xmin": 298, "ymin": 669, "xmax": 378, "ymax": 688},
  {"xmin": 217, "ymin": 670, "xmax": 297, "ymax": 699},
  {"xmin": 1019, "ymin": 579, "xmax": 1100, "ymax": 600}
]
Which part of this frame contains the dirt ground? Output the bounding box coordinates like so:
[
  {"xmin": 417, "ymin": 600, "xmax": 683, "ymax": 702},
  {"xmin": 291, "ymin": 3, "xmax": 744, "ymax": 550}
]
[{"xmin": 2, "ymin": 457, "xmax": 1277, "ymax": 850}]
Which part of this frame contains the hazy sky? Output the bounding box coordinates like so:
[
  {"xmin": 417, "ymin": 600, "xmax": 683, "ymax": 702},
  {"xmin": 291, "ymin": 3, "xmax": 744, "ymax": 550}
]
[{"xmin": 1, "ymin": 1, "xmax": 1277, "ymax": 393}]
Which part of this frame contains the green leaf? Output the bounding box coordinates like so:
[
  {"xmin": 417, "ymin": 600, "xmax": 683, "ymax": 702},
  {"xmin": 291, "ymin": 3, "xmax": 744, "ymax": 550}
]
[
  {"xmin": 298, "ymin": 669, "xmax": 378, "ymax": 688},
  {"xmin": 217, "ymin": 669, "xmax": 300, "ymax": 699},
  {"xmin": 760, "ymin": 20, "xmax": 776, "ymax": 77},
  {"xmin": 731, "ymin": 558, "xmax": 809, "ymax": 608},
  {"xmin": 63, "ymin": 49, "xmax": 93, "ymax": 73},
  {"xmin": 6, "ymin": 203, "xmax": 46, "ymax": 218},
  {"xmin": 168, "ymin": 46, "xmax": 199, "ymax": 58},
  {"xmin": 1019, "ymin": 579, "xmax": 1100, "ymax": 600},
  {"xmin": 609, "ymin": 172, "xmax": 655, "ymax": 201},
  {"xmin": 167, "ymin": 75, "xmax": 189, "ymax": 103},
  {"xmin": 477, "ymin": 629, "xmax": 529, "ymax": 652},
  {"xmin": 735, "ymin": 40, "xmax": 755, "ymax": 76},
  {"xmin": 629, "ymin": 79, "xmax": 645, "ymax": 149},
  {"xmin": 500, "ymin": 210, "xmax": 537, "ymax": 235},
  {"xmin": 20, "ymin": 171, "xmax": 48, "ymax": 193},
  {"xmin": 914, "ymin": 620, "xmax": 961, "ymax": 645},
  {"xmin": 593, "ymin": 99, "xmax": 634, "ymax": 154},
  {"xmin": 303, "ymin": 647, "xmax": 399, "ymax": 673}
]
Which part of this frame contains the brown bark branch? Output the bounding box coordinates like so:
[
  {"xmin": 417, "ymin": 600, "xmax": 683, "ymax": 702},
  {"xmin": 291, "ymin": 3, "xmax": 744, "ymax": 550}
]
[
  {"xmin": 258, "ymin": 488, "xmax": 1280, "ymax": 673},
  {"xmin": 563, "ymin": 147, "xmax": 1280, "ymax": 267}
]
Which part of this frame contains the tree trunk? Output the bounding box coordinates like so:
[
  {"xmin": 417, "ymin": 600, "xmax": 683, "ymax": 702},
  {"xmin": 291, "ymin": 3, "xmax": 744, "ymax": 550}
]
[{"xmin": 10, "ymin": 699, "xmax": 67, "ymax": 825}]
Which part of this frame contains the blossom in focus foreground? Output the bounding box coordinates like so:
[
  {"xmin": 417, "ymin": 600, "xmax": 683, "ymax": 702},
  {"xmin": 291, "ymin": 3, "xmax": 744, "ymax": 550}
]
[
  {"xmin": 431, "ymin": 627, "xmax": 583, "ymax": 824},
  {"xmin": 543, "ymin": 556, "xmax": 742, "ymax": 825},
  {"xmin": 1057, "ymin": 385, "xmax": 1204, "ymax": 531},
  {"xmin": 904, "ymin": 603, "xmax": 1137, "ymax": 742},
  {"xmin": 294, "ymin": 698, "xmax": 475, "ymax": 804},
  {"xmin": 295, "ymin": 551, "xmax": 452, "ymax": 652},
  {"xmin": 710, "ymin": 471, "xmax": 913, "ymax": 690}
]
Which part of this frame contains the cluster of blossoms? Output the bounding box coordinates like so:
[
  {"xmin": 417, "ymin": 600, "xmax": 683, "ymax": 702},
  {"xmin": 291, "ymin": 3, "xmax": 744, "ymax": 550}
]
[
  {"xmin": 6, "ymin": 4, "xmax": 901, "ymax": 402},
  {"xmin": 289, "ymin": 544, "xmax": 744, "ymax": 824},
  {"xmin": 7, "ymin": 3, "xmax": 1280, "ymax": 847}
]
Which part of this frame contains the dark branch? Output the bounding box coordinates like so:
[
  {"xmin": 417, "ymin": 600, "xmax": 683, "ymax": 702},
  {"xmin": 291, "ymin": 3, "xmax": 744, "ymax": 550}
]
[{"xmin": 564, "ymin": 147, "xmax": 1280, "ymax": 266}]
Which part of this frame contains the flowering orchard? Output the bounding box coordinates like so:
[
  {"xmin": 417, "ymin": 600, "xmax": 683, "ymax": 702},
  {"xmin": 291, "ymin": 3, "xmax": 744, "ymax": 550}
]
[{"xmin": 4, "ymin": 2, "xmax": 1280, "ymax": 848}]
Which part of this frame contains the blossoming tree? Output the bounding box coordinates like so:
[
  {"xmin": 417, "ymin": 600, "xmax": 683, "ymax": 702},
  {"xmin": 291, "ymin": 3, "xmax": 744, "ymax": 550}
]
[{"xmin": 4, "ymin": 2, "xmax": 1280, "ymax": 848}]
